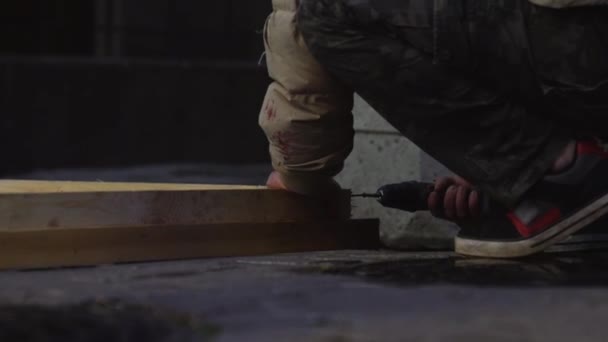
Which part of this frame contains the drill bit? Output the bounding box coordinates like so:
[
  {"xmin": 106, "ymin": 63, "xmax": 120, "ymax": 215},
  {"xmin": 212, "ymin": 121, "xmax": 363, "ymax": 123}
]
[
  {"xmin": 351, "ymin": 193, "xmax": 381, "ymax": 198},
  {"xmin": 351, "ymin": 181, "xmax": 434, "ymax": 212}
]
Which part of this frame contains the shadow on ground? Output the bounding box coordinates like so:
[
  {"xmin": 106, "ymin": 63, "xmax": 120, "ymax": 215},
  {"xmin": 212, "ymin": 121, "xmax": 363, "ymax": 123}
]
[
  {"xmin": 303, "ymin": 251, "xmax": 608, "ymax": 287},
  {"xmin": 0, "ymin": 299, "xmax": 220, "ymax": 342}
]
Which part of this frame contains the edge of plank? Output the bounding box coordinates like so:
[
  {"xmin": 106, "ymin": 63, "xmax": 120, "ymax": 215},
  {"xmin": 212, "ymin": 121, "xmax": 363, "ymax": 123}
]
[
  {"xmin": 0, "ymin": 180, "xmax": 266, "ymax": 194},
  {"xmin": 0, "ymin": 220, "xmax": 380, "ymax": 270}
]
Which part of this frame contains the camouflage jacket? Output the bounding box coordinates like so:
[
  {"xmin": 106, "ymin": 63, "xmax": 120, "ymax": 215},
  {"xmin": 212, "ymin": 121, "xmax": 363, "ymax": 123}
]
[{"xmin": 258, "ymin": 0, "xmax": 608, "ymax": 194}]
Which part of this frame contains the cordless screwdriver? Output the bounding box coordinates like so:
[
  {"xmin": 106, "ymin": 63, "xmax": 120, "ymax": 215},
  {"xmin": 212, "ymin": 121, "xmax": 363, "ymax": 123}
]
[{"xmin": 352, "ymin": 181, "xmax": 435, "ymax": 212}]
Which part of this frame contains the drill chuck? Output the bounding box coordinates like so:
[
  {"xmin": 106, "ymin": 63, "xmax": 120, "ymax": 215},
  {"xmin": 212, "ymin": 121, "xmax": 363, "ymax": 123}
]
[{"xmin": 376, "ymin": 181, "xmax": 434, "ymax": 212}]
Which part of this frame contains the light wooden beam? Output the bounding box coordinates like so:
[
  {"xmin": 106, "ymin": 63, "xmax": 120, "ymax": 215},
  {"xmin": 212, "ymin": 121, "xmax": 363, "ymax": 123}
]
[
  {"xmin": 0, "ymin": 220, "xmax": 380, "ymax": 270},
  {"xmin": 0, "ymin": 180, "xmax": 351, "ymax": 231},
  {"xmin": 0, "ymin": 180, "xmax": 380, "ymax": 270}
]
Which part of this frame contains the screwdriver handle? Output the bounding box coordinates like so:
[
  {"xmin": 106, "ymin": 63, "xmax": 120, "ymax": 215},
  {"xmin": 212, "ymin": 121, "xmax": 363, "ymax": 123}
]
[{"xmin": 376, "ymin": 181, "xmax": 434, "ymax": 212}]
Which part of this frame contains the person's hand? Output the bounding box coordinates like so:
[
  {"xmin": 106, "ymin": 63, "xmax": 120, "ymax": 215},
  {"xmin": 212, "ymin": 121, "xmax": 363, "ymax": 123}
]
[
  {"xmin": 265, "ymin": 171, "xmax": 342, "ymax": 196},
  {"xmin": 428, "ymin": 176, "xmax": 481, "ymax": 221},
  {"xmin": 266, "ymin": 171, "xmax": 288, "ymax": 190}
]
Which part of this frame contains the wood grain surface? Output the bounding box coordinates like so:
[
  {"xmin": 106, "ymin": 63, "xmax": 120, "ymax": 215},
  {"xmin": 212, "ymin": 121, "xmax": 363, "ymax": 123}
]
[
  {"xmin": 0, "ymin": 220, "xmax": 381, "ymax": 270},
  {"xmin": 0, "ymin": 180, "xmax": 351, "ymax": 231}
]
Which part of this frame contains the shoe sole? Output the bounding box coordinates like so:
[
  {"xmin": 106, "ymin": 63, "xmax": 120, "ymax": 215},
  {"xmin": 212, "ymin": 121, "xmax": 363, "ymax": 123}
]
[{"xmin": 455, "ymin": 192, "xmax": 608, "ymax": 258}]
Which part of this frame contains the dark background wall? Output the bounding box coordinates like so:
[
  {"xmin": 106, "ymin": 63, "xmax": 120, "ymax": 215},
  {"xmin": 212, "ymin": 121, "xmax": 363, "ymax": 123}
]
[{"xmin": 0, "ymin": 0, "xmax": 272, "ymax": 175}]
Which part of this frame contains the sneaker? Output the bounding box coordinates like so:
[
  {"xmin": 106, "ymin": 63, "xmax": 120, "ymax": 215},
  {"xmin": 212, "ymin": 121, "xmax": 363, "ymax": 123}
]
[{"xmin": 455, "ymin": 140, "xmax": 608, "ymax": 258}]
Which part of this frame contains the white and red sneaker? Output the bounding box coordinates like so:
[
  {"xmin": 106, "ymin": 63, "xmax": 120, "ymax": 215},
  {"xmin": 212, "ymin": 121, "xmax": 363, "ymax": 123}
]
[{"xmin": 456, "ymin": 140, "xmax": 608, "ymax": 258}]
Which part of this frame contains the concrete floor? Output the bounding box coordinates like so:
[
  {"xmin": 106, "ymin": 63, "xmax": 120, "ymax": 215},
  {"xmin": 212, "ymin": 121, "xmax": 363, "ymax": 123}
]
[{"xmin": 1, "ymin": 250, "xmax": 608, "ymax": 341}]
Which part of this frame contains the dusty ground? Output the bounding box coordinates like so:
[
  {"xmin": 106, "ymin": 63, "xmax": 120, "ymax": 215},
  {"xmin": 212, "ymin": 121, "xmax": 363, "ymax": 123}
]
[{"xmin": 1, "ymin": 250, "xmax": 608, "ymax": 341}]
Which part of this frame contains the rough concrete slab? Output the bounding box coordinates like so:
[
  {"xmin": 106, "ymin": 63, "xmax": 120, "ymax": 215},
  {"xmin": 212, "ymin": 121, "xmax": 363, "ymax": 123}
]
[
  {"xmin": 339, "ymin": 96, "xmax": 458, "ymax": 250},
  {"xmin": 420, "ymin": 149, "xmax": 453, "ymax": 182},
  {"xmin": 335, "ymin": 133, "xmax": 423, "ymax": 248},
  {"xmin": 353, "ymin": 95, "xmax": 399, "ymax": 133}
]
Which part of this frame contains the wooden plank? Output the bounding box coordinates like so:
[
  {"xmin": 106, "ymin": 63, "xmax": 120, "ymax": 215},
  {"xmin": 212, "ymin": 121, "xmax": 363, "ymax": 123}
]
[
  {"xmin": 0, "ymin": 180, "xmax": 376, "ymax": 270},
  {"xmin": 0, "ymin": 220, "xmax": 381, "ymax": 270},
  {"xmin": 0, "ymin": 180, "xmax": 351, "ymax": 231}
]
